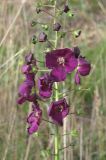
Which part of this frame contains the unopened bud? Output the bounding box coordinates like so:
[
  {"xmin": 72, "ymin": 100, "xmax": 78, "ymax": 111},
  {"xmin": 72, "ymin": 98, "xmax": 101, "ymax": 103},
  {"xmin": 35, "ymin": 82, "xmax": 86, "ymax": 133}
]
[
  {"xmin": 38, "ymin": 32, "xmax": 47, "ymax": 42},
  {"xmin": 53, "ymin": 23, "xmax": 61, "ymax": 31},
  {"xmin": 74, "ymin": 30, "xmax": 81, "ymax": 38},
  {"xmin": 63, "ymin": 5, "xmax": 70, "ymax": 13},
  {"xmin": 73, "ymin": 46, "xmax": 80, "ymax": 58}
]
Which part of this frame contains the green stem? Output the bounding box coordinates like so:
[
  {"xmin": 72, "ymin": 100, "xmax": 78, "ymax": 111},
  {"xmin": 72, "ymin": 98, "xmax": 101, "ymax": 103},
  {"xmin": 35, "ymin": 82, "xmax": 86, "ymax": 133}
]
[
  {"xmin": 53, "ymin": 1, "xmax": 60, "ymax": 160},
  {"xmin": 54, "ymin": 82, "xmax": 59, "ymax": 160}
]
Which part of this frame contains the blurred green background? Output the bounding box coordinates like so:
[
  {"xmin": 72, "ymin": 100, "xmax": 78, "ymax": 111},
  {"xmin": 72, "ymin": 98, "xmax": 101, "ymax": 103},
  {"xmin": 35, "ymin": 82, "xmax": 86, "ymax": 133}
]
[{"xmin": 0, "ymin": 0, "xmax": 106, "ymax": 160}]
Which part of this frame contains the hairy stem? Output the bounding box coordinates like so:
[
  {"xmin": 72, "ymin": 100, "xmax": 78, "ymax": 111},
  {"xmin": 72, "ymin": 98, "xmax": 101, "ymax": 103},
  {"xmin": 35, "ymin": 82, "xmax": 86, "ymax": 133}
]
[
  {"xmin": 53, "ymin": 1, "xmax": 59, "ymax": 160},
  {"xmin": 54, "ymin": 82, "xmax": 59, "ymax": 160}
]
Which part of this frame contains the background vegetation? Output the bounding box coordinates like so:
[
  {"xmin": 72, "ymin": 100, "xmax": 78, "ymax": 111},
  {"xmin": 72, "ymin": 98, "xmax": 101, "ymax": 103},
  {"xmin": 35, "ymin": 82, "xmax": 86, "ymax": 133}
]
[{"xmin": 0, "ymin": 0, "xmax": 106, "ymax": 160}]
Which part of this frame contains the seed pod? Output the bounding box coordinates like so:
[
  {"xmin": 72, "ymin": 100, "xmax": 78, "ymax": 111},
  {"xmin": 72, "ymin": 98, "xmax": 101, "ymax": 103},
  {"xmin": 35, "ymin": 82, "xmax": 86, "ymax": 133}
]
[
  {"xmin": 38, "ymin": 32, "xmax": 47, "ymax": 42},
  {"xmin": 53, "ymin": 23, "xmax": 61, "ymax": 31}
]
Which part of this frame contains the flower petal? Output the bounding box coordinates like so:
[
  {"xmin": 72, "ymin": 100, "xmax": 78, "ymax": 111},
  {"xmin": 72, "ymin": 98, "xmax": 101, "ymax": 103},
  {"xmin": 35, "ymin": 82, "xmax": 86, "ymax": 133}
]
[
  {"xmin": 75, "ymin": 72, "xmax": 81, "ymax": 85},
  {"xmin": 27, "ymin": 121, "xmax": 38, "ymax": 134},
  {"xmin": 50, "ymin": 66, "xmax": 67, "ymax": 82},
  {"xmin": 66, "ymin": 56, "xmax": 78, "ymax": 73},
  {"xmin": 21, "ymin": 64, "xmax": 32, "ymax": 74},
  {"xmin": 48, "ymin": 98, "xmax": 70, "ymax": 126},
  {"xmin": 17, "ymin": 96, "xmax": 26, "ymax": 104},
  {"xmin": 38, "ymin": 73, "xmax": 53, "ymax": 98},
  {"xmin": 78, "ymin": 58, "xmax": 91, "ymax": 76}
]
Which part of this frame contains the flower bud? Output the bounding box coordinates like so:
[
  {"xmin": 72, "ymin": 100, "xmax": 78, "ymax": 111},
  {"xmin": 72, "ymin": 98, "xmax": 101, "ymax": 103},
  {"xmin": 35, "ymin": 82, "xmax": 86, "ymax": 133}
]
[
  {"xmin": 53, "ymin": 23, "xmax": 61, "ymax": 31},
  {"xmin": 38, "ymin": 32, "xmax": 47, "ymax": 42},
  {"xmin": 73, "ymin": 46, "xmax": 80, "ymax": 58},
  {"xmin": 74, "ymin": 30, "xmax": 81, "ymax": 38},
  {"xmin": 63, "ymin": 5, "xmax": 70, "ymax": 13},
  {"xmin": 32, "ymin": 35, "xmax": 37, "ymax": 44}
]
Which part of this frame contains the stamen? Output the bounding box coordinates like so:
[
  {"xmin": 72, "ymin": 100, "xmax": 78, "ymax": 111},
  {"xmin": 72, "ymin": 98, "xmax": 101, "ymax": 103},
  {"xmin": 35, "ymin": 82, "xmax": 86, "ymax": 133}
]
[{"xmin": 57, "ymin": 57, "xmax": 65, "ymax": 65}]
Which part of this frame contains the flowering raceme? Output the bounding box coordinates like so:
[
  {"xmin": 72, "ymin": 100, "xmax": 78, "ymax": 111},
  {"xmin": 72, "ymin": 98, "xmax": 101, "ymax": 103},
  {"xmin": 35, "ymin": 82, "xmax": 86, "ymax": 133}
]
[
  {"xmin": 17, "ymin": 47, "xmax": 91, "ymax": 134},
  {"xmin": 16, "ymin": 0, "xmax": 92, "ymax": 138}
]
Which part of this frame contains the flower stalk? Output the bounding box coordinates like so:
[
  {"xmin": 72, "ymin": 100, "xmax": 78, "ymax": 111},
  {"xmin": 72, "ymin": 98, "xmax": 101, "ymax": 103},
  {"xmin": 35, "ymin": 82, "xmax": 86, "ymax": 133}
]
[{"xmin": 54, "ymin": 1, "xmax": 60, "ymax": 160}]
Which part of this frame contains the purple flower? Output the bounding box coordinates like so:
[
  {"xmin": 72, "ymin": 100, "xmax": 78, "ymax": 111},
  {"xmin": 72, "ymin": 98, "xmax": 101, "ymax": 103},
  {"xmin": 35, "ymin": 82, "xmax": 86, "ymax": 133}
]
[
  {"xmin": 75, "ymin": 57, "xmax": 91, "ymax": 84},
  {"xmin": 25, "ymin": 73, "xmax": 35, "ymax": 81},
  {"xmin": 18, "ymin": 80, "xmax": 34, "ymax": 97},
  {"xmin": 27, "ymin": 103, "xmax": 42, "ymax": 134},
  {"xmin": 17, "ymin": 78, "xmax": 36, "ymax": 104},
  {"xmin": 48, "ymin": 98, "xmax": 70, "ymax": 126},
  {"xmin": 38, "ymin": 73, "xmax": 53, "ymax": 98},
  {"xmin": 46, "ymin": 48, "xmax": 78, "ymax": 82},
  {"xmin": 21, "ymin": 64, "xmax": 32, "ymax": 74}
]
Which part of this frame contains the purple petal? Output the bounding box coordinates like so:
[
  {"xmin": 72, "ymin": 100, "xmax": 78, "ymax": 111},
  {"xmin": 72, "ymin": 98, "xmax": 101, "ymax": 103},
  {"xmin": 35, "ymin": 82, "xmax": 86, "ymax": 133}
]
[
  {"xmin": 18, "ymin": 80, "xmax": 34, "ymax": 97},
  {"xmin": 65, "ymin": 55, "xmax": 78, "ymax": 73},
  {"xmin": 25, "ymin": 73, "xmax": 35, "ymax": 81},
  {"xmin": 17, "ymin": 96, "xmax": 26, "ymax": 104},
  {"xmin": 38, "ymin": 73, "xmax": 53, "ymax": 98},
  {"xmin": 78, "ymin": 58, "xmax": 91, "ymax": 76},
  {"xmin": 52, "ymin": 115, "xmax": 63, "ymax": 126},
  {"xmin": 48, "ymin": 98, "xmax": 70, "ymax": 126},
  {"xmin": 75, "ymin": 72, "xmax": 81, "ymax": 85},
  {"xmin": 39, "ymin": 90, "xmax": 52, "ymax": 98},
  {"xmin": 27, "ymin": 94, "xmax": 37, "ymax": 102},
  {"xmin": 21, "ymin": 64, "xmax": 32, "ymax": 74},
  {"xmin": 27, "ymin": 112, "xmax": 36, "ymax": 123},
  {"xmin": 50, "ymin": 66, "xmax": 67, "ymax": 82},
  {"xmin": 27, "ymin": 122, "xmax": 38, "ymax": 134}
]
